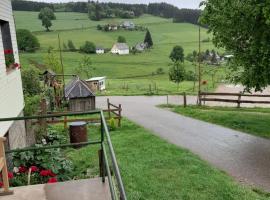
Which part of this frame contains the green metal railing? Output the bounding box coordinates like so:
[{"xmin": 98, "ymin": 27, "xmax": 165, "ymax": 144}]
[{"xmin": 0, "ymin": 110, "xmax": 127, "ymax": 200}]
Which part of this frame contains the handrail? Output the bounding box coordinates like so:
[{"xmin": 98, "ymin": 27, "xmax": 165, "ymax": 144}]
[
  {"xmin": 0, "ymin": 110, "xmax": 127, "ymax": 200},
  {"xmin": 100, "ymin": 111, "xmax": 127, "ymax": 200}
]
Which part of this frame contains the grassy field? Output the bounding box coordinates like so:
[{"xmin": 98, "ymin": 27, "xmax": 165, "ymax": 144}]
[
  {"xmin": 161, "ymin": 105, "xmax": 270, "ymax": 138},
  {"xmin": 15, "ymin": 11, "xmax": 225, "ymax": 95},
  {"xmin": 60, "ymin": 119, "xmax": 270, "ymax": 199}
]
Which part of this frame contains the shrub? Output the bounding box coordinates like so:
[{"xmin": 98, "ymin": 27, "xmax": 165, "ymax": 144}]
[
  {"xmin": 16, "ymin": 29, "xmax": 40, "ymax": 52},
  {"xmin": 80, "ymin": 41, "xmax": 96, "ymax": 54},
  {"xmin": 117, "ymin": 36, "xmax": 126, "ymax": 43},
  {"xmin": 24, "ymin": 95, "xmax": 41, "ymax": 116},
  {"xmin": 156, "ymin": 68, "xmax": 164, "ymax": 75},
  {"xmin": 67, "ymin": 40, "xmax": 76, "ymax": 51},
  {"xmin": 109, "ymin": 118, "xmax": 117, "ymax": 131},
  {"xmin": 185, "ymin": 70, "xmax": 197, "ymax": 81},
  {"xmin": 21, "ymin": 66, "xmax": 42, "ymax": 96}
]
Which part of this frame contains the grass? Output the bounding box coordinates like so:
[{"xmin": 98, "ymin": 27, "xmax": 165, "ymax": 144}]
[
  {"xmin": 161, "ymin": 105, "xmax": 270, "ymax": 139},
  {"xmin": 15, "ymin": 11, "xmax": 226, "ymax": 95},
  {"xmin": 57, "ymin": 119, "xmax": 270, "ymax": 199}
]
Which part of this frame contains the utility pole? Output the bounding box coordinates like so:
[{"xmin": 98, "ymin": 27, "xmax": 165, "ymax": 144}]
[
  {"xmin": 58, "ymin": 34, "xmax": 65, "ymax": 100},
  {"xmin": 198, "ymin": 25, "xmax": 202, "ymax": 105}
]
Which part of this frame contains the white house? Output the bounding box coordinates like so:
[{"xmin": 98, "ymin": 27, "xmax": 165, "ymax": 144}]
[
  {"xmin": 0, "ymin": 0, "xmax": 26, "ymax": 149},
  {"xmin": 85, "ymin": 77, "xmax": 106, "ymax": 92},
  {"xmin": 96, "ymin": 47, "xmax": 105, "ymax": 54},
  {"xmin": 122, "ymin": 21, "xmax": 135, "ymax": 29},
  {"xmin": 111, "ymin": 43, "xmax": 129, "ymax": 55}
]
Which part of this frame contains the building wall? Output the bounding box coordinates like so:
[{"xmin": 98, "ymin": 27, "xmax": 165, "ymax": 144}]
[
  {"xmin": 0, "ymin": 0, "xmax": 25, "ymax": 138},
  {"xmin": 69, "ymin": 97, "xmax": 96, "ymax": 112}
]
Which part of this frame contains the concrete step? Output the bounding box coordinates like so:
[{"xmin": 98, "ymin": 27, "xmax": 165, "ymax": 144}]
[{"xmin": 2, "ymin": 178, "xmax": 111, "ymax": 200}]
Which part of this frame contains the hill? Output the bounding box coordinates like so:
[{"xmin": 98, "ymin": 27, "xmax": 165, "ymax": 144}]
[{"xmin": 15, "ymin": 11, "xmax": 223, "ymax": 95}]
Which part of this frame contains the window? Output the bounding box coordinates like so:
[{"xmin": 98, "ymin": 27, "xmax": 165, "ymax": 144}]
[{"xmin": 0, "ymin": 20, "xmax": 15, "ymax": 72}]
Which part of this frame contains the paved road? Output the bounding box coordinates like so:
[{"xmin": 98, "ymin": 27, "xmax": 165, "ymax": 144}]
[{"xmin": 97, "ymin": 96, "xmax": 270, "ymax": 191}]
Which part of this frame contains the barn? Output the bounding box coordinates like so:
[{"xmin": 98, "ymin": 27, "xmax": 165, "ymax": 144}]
[{"xmin": 65, "ymin": 77, "xmax": 96, "ymax": 112}]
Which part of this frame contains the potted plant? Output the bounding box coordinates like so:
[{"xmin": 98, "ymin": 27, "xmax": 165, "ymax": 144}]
[{"xmin": 4, "ymin": 49, "xmax": 20, "ymax": 70}]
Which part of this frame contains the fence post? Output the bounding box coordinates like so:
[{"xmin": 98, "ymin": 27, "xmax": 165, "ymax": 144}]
[
  {"xmin": 39, "ymin": 98, "xmax": 47, "ymax": 129},
  {"xmin": 183, "ymin": 92, "xmax": 187, "ymax": 107},
  {"xmin": 107, "ymin": 98, "xmax": 111, "ymax": 119},
  {"xmin": 237, "ymin": 93, "xmax": 242, "ymax": 108},
  {"xmin": 118, "ymin": 104, "xmax": 122, "ymax": 127},
  {"xmin": 198, "ymin": 92, "xmax": 202, "ymax": 106}
]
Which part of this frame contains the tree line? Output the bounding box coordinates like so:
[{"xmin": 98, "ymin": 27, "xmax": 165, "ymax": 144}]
[{"xmin": 12, "ymin": 0, "xmax": 202, "ymax": 25}]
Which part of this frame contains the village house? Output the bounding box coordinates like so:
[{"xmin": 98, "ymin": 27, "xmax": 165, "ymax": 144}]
[
  {"xmin": 111, "ymin": 43, "xmax": 129, "ymax": 55},
  {"xmin": 108, "ymin": 24, "xmax": 118, "ymax": 31},
  {"xmin": 65, "ymin": 77, "xmax": 96, "ymax": 112},
  {"xmin": 96, "ymin": 46, "xmax": 105, "ymax": 54},
  {"xmin": 121, "ymin": 21, "xmax": 135, "ymax": 29},
  {"xmin": 0, "ymin": 0, "xmax": 27, "ymax": 150},
  {"xmin": 135, "ymin": 42, "xmax": 147, "ymax": 52},
  {"xmin": 86, "ymin": 76, "xmax": 106, "ymax": 92}
]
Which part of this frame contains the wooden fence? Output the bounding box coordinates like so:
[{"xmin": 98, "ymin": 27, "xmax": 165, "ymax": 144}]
[
  {"xmin": 37, "ymin": 98, "xmax": 122, "ymax": 128},
  {"xmin": 199, "ymin": 92, "xmax": 270, "ymax": 108}
]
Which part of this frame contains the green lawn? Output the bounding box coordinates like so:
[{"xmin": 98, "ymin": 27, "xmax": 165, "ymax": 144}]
[
  {"xmin": 162, "ymin": 105, "xmax": 270, "ymax": 139},
  {"xmin": 63, "ymin": 119, "xmax": 269, "ymax": 199},
  {"xmin": 15, "ymin": 11, "xmax": 225, "ymax": 95}
]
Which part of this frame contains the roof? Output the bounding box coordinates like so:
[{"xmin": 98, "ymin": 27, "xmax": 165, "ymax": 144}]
[
  {"xmin": 122, "ymin": 21, "xmax": 135, "ymax": 27},
  {"xmin": 65, "ymin": 77, "xmax": 95, "ymax": 99},
  {"xmin": 86, "ymin": 77, "xmax": 106, "ymax": 82},
  {"xmin": 96, "ymin": 47, "xmax": 104, "ymax": 50},
  {"xmin": 135, "ymin": 42, "xmax": 147, "ymax": 51},
  {"xmin": 112, "ymin": 43, "xmax": 129, "ymax": 50},
  {"xmin": 42, "ymin": 70, "xmax": 56, "ymax": 76}
]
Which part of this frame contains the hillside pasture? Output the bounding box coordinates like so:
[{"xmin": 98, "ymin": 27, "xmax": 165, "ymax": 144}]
[{"xmin": 15, "ymin": 11, "xmax": 224, "ymax": 95}]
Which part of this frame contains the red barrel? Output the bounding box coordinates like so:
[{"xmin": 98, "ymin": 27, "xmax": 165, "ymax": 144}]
[{"xmin": 69, "ymin": 121, "xmax": 88, "ymax": 148}]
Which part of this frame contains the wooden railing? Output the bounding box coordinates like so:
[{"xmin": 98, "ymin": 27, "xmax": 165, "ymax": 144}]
[
  {"xmin": 107, "ymin": 98, "xmax": 122, "ymax": 127},
  {"xmin": 199, "ymin": 92, "xmax": 270, "ymax": 108},
  {"xmin": 0, "ymin": 137, "xmax": 12, "ymax": 196}
]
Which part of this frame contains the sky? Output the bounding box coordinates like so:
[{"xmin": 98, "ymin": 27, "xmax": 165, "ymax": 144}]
[{"xmin": 32, "ymin": 0, "xmax": 202, "ymax": 9}]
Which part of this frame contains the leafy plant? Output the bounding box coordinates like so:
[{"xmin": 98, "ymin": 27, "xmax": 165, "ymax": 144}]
[{"xmin": 109, "ymin": 118, "xmax": 117, "ymax": 131}]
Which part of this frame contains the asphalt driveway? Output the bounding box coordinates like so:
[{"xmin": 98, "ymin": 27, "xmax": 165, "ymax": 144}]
[{"xmin": 97, "ymin": 96, "xmax": 270, "ymax": 191}]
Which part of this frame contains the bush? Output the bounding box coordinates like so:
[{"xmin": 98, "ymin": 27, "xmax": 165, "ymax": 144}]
[
  {"xmin": 67, "ymin": 40, "xmax": 76, "ymax": 51},
  {"xmin": 21, "ymin": 66, "xmax": 42, "ymax": 96},
  {"xmin": 185, "ymin": 70, "xmax": 197, "ymax": 81},
  {"xmin": 109, "ymin": 118, "xmax": 117, "ymax": 131},
  {"xmin": 117, "ymin": 36, "xmax": 126, "ymax": 43},
  {"xmin": 156, "ymin": 68, "xmax": 164, "ymax": 75},
  {"xmin": 80, "ymin": 41, "xmax": 96, "ymax": 54},
  {"xmin": 16, "ymin": 29, "xmax": 40, "ymax": 52},
  {"xmin": 24, "ymin": 95, "xmax": 41, "ymax": 116}
]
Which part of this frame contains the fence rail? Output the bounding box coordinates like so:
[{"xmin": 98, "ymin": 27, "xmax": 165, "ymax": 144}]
[
  {"xmin": 199, "ymin": 92, "xmax": 270, "ymax": 107},
  {"xmin": 0, "ymin": 110, "xmax": 127, "ymax": 200}
]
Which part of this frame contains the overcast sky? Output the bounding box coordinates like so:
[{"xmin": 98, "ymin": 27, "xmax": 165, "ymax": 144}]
[{"xmin": 32, "ymin": 0, "xmax": 202, "ymax": 9}]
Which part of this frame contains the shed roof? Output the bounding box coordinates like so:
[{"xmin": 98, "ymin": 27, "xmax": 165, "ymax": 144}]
[
  {"xmin": 86, "ymin": 77, "xmax": 106, "ymax": 82},
  {"xmin": 65, "ymin": 77, "xmax": 95, "ymax": 99}
]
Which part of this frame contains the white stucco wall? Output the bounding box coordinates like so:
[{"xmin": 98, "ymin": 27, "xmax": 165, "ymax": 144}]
[{"xmin": 0, "ymin": 0, "xmax": 24, "ymax": 137}]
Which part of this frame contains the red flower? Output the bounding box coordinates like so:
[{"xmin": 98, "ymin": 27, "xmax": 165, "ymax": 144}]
[
  {"xmin": 47, "ymin": 177, "xmax": 57, "ymax": 184},
  {"xmin": 30, "ymin": 166, "xmax": 39, "ymax": 172},
  {"xmin": 0, "ymin": 182, "xmax": 3, "ymax": 188},
  {"xmin": 14, "ymin": 63, "xmax": 21, "ymax": 69},
  {"xmin": 19, "ymin": 166, "xmax": 27, "ymax": 173},
  {"xmin": 4, "ymin": 49, "xmax": 13, "ymax": 54},
  {"xmin": 48, "ymin": 170, "xmax": 56, "ymax": 177},
  {"xmin": 40, "ymin": 170, "xmax": 50, "ymax": 177},
  {"xmin": 8, "ymin": 172, "xmax": 14, "ymax": 179}
]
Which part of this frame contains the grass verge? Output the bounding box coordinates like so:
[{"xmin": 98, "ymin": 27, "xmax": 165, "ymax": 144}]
[
  {"xmin": 160, "ymin": 105, "xmax": 270, "ymax": 139},
  {"xmin": 62, "ymin": 119, "xmax": 269, "ymax": 199}
]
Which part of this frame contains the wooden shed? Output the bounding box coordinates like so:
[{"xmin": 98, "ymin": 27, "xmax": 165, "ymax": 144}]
[
  {"xmin": 85, "ymin": 77, "xmax": 106, "ymax": 92},
  {"xmin": 65, "ymin": 78, "xmax": 96, "ymax": 112}
]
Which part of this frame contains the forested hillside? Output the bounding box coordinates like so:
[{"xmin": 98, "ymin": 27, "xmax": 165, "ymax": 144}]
[{"xmin": 11, "ymin": 0, "xmax": 202, "ymax": 25}]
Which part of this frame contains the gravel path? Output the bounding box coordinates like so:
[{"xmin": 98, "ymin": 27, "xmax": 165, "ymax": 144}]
[{"xmin": 97, "ymin": 96, "xmax": 270, "ymax": 191}]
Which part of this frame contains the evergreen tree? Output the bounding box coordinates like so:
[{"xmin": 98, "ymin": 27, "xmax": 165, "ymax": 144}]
[{"xmin": 144, "ymin": 30, "xmax": 153, "ymax": 48}]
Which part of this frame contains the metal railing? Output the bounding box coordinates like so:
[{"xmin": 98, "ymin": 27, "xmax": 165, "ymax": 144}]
[{"xmin": 0, "ymin": 110, "xmax": 127, "ymax": 200}]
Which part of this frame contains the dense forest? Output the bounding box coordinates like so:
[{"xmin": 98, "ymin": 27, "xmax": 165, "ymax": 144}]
[{"xmin": 11, "ymin": 0, "xmax": 202, "ymax": 25}]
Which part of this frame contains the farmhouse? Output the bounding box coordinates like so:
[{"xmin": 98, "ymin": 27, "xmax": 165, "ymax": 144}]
[
  {"xmin": 96, "ymin": 46, "xmax": 105, "ymax": 54},
  {"xmin": 0, "ymin": 0, "xmax": 27, "ymax": 149},
  {"xmin": 122, "ymin": 21, "xmax": 135, "ymax": 29},
  {"xmin": 65, "ymin": 77, "xmax": 96, "ymax": 112},
  {"xmin": 135, "ymin": 42, "xmax": 147, "ymax": 52},
  {"xmin": 86, "ymin": 76, "xmax": 106, "ymax": 92},
  {"xmin": 111, "ymin": 43, "xmax": 129, "ymax": 55}
]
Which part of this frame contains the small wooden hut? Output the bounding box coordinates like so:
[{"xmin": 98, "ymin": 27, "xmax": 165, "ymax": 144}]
[{"xmin": 65, "ymin": 78, "xmax": 96, "ymax": 112}]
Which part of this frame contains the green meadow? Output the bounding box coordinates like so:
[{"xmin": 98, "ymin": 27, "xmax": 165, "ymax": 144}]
[{"xmin": 15, "ymin": 11, "xmax": 225, "ymax": 95}]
